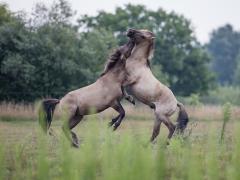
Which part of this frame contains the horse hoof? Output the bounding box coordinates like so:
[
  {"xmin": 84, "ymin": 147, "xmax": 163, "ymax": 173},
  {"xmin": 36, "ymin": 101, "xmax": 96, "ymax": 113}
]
[
  {"xmin": 48, "ymin": 131, "xmax": 54, "ymax": 136},
  {"xmin": 72, "ymin": 142, "xmax": 79, "ymax": 148},
  {"xmin": 113, "ymin": 123, "xmax": 120, "ymax": 131},
  {"xmin": 129, "ymin": 97, "xmax": 135, "ymax": 105},
  {"xmin": 108, "ymin": 121, "xmax": 114, "ymax": 127},
  {"xmin": 48, "ymin": 128, "xmax": 54, "ymax": 136},
  {"xmin": 132, "ymin": 100, "xmax": 136, "ymax": 105}
]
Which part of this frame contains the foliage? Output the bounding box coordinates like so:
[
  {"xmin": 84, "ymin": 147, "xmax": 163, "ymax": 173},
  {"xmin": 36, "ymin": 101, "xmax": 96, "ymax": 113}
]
[
  {"xmin": 183, "ymin": 93, "xmax": 202, "ymax": 106},
  {"xmin": 0, "ymin": 1, "xmax": 117, "ymax": 101},
  {"xmin": 0, "ymin": 1, "xmax": 215, "ymax": 101},
  {"xmin": 207, "ymin": 24, "xmax": 240, "ymax": 85},
  {"xmin": 31, "ymin": 0, "xmax": 75, "ymax": 27},
  {"xmin": 0, "ymin": 3, "xmax": 11, "ymax": 25},
  {"xmin": 200, "ymin": 86, "xmax": 240, "ymax": 105},
  {"xmin": 233, "ymin": 54, "xmax": 240, "ymax": 85},
  {"xmin": 78, "ymin": 29, "xmax": 118, "ymax": 82},
  {"xmin": 79, "ymin": 4, "xmax": 215, "ymax": 96}
]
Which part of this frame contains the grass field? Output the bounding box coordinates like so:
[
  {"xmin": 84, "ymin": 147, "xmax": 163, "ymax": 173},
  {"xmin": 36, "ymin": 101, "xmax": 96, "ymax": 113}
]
[{"xmin": 0, "ymin": 102, "xmax": 240, "ymax": 180}]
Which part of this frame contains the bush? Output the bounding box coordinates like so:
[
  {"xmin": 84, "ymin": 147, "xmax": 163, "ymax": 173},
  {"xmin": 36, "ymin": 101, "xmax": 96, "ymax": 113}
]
[{"xmin": 201, "ymin": 86, "xmax": 240, "ymax": 105}]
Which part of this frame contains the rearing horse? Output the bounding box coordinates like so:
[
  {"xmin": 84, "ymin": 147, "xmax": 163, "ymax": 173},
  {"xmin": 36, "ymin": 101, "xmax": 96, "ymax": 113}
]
[
  {"xmin": 125, "ymin": 28, "xmax": 189, "ymax": 142},
  {"xmin": 38, "ymin": 39, "xmax": 135, "ymax": 147}
]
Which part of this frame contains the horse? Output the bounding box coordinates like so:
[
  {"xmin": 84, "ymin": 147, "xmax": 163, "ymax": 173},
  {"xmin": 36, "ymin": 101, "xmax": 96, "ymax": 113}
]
[
  {"xmin": 124, "ymin": 28, "xmax": 189, "ymax": 142},
  {"xmin": 38, "ymin": 39, "xmax": 135, "ymax": 148}
]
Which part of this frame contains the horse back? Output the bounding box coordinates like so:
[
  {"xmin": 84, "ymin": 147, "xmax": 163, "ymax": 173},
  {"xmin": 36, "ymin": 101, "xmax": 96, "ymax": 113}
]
[{"xmin": 60, "ymin": 80, "xmax": 123, "ymax": 115}]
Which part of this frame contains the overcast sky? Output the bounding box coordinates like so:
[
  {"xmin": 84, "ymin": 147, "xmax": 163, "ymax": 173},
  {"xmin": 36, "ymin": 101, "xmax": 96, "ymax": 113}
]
[{"xmin": 2, "ymin": 0, "xmax": 240, "ymax": 43}]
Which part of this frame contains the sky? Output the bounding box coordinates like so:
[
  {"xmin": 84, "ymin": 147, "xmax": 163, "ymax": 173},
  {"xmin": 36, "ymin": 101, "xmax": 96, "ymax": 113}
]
[{"xmin": 2, "ymin": 0, "xmax": 240, "ymax": 43}]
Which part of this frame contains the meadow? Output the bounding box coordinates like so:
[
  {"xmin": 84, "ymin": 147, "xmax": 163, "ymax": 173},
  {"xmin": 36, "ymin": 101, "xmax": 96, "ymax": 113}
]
[{"xmin": 0, "ymin": 102, "xmax": 240, "ymax": 180}]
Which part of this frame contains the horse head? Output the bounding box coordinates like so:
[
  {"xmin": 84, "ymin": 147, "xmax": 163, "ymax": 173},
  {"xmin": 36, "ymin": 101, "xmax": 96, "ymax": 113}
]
[{"xmin": 126, "ymin": 29, "xmax": 155, "ymax": 65}]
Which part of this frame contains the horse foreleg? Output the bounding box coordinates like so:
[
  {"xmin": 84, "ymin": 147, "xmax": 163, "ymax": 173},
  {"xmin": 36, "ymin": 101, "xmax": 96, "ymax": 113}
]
[
  {"xmin": 108, "ymin": 114, "xmax": 120, "ymax": 127},
  {"xmin": 121, "ymin": 86, "xmax": 135, "ymax": 105},
  {"xmin": 110, "ymin": 101, "xmax": 125, "ymax": 131}
]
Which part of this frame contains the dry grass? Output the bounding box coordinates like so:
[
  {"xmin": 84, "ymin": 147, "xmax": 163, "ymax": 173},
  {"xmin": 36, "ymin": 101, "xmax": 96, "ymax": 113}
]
[
  {"xmin": 187, "ymin": 105, "xmax": 240, "ymax": 121},
  {"xmin": 0, "ymin": 102, "xmax": 35, "ymax": 120},
  {"xmin": 0, "ymin": 102, "xmax": 239, "ymax": 144},
  {"xmin": 1, "ymin": 102, "xmax": 240, "ymax": 180},
  {"xmin": 0, "ymin": 102, "xmax": 240, "ymax": 122}
]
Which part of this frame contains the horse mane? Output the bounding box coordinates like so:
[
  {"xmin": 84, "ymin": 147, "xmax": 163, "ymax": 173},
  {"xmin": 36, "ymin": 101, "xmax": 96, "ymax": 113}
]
[
  {"xmin": 100, "ymin": 39, "xmax": 135, "ymax": 77},
  {"xmin": 100, "ymin": 49, "xmax": 122, "ymax": 77},
  {"xmin": 100, "ymin": 36, "xmax": 154, "ymax": 75}
]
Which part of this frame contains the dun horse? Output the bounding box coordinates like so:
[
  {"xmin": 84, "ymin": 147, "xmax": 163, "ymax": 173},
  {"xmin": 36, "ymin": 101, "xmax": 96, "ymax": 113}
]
[
  {"xmin": 39, "ymin": 40, "xmax": 135, "ymax": 147},
  {"xmin": 125, "ymin": 28, "xmax": 189, "ymax": 142}
]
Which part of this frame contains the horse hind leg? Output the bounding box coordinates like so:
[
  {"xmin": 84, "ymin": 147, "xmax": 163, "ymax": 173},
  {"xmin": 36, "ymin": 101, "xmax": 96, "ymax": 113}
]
[
  {"xmin": 150, "ymin": 118, "xmax": 162, "ymax": 142},
  {"xmin": 62, "ymin": 107, "xmax": 83, "ymax": 148},
  {"xmin": 162, "ymin": 117, "xmax": 176, "ymax": 139},
  {"xmin": 71, "ymin": 131, "xmax": 80, "ymax": 148},
  {"xmin": 109, "ymin": 101, "xmax": 125, "ymax": 131},
  {"xmin": 152, "ymin": 110, "xmax": 175, "ymax": 142},
  {"xmin": 69, "ymin": 115, "xmax": 83, "ymax": 148}
]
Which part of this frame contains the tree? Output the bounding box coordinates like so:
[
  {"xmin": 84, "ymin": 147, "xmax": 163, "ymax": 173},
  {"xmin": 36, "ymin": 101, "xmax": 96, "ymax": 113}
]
[
  {"xmin": 207, "ymin": 24, "xmax": 240, "ymax": 85},
  {"xmin": 0, "ymin": 4, "xmax": 31, "ymax": 101},
  {"xmin": 0, "ymin": 2, "xmax": 215, "ymax": 101},
  {"xmin": 79, "ymin": 4, "xmax": 215, "ymax": 95},
  {"xmin": 79, "ymin": 29, "xmax": 118, "ymax": 82},
  {"xmin": 233, "ymin": 54, "xmax": 240, "ymax": 85},
  {"xmin": 0, "ymin": 0, "xmax": 118, "ymax": 101},
  {"xmin": 31, "ymin": 0, "xmax": 75, "ymax": 27},
  {"xmin": 0, "ymin": 3, "xmax": 11, "ymax": 25}
]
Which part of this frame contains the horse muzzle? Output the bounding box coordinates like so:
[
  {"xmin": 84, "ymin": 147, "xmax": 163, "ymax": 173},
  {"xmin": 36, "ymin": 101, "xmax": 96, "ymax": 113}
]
[{"xmin": 126, "ymin": 28, "xmax": 137, "ymax": 37}]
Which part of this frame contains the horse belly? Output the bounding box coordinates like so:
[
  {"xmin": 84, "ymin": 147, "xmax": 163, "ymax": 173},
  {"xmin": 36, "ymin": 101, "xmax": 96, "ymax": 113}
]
[
  {"xmin": 154, "ymin": 86, "xmax": 178, "ymax": 115},
  {"xmin": 130, "ymin": 80, "xmax": 161, "ymax": 104},
  {"xmin": 82, "ymin": 97, "xmax": 114, "ymax": 114},
  {"xmin": 130, "ymin": 77, "xmax": 177, "ymax": 111},
  {"xmin": 79, "ymin": 87, "xmax": 122, "ymax": 114}
]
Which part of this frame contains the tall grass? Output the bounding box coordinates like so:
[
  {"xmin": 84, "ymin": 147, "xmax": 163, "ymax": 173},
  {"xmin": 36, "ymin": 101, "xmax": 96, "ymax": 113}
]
[
  {"xmin": 1, "ymin": 113, "xmax": 240, "ymax": 180},
  {"xmin": 220, "ymin": 102, "xmax": 232, "ymax": 142},
  {"xmin": 0, "ymin": 142, "xmax": 5, "ymax": 179}
]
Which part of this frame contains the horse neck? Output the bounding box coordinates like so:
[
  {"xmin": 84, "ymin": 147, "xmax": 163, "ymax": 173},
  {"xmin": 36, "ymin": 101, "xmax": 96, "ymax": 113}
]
[
  {"xmin": 100, "ymin": 67, "xmax": 126, "ymax": 85},
  {"xmin": 130, "ymin": 42, "xmax": 150, "ymax": 63},
  {"xmin": 111, "ymin": 66, "xmax": 126, "ymax": 83}
]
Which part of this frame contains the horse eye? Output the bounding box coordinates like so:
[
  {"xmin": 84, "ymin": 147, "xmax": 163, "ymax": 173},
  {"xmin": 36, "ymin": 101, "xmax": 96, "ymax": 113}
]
[{"xmin": 141, "ymin": 35, "xmax": 146, "ymax": 39}]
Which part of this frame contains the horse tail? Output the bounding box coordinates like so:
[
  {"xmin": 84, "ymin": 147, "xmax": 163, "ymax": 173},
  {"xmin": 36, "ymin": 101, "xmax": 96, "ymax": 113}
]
[
  {"xmin": 176, "ymin": 102, "xmax": 189, "ymax": 134},
  {"xmin": 38, "ymin": 98, "xmax": 60, "ymax": 133}
]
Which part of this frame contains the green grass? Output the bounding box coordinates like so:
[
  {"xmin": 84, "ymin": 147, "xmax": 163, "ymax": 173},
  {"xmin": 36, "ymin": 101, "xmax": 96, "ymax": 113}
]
[{"xmin": 0, "ymin": 108, "xmax": 240, "ymax": 180}]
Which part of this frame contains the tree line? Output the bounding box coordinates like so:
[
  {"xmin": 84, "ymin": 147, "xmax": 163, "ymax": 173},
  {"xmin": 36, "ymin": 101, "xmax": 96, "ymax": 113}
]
[
  {"xmin": 207, "ymin": 24, "xmax": 240, "ymax": 85},
  {"xmin": 0, "ymin": 0, "xmax": 230, "ymax": 102}
]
